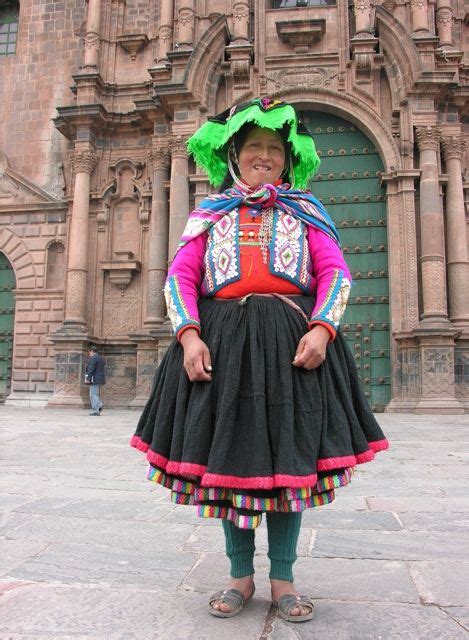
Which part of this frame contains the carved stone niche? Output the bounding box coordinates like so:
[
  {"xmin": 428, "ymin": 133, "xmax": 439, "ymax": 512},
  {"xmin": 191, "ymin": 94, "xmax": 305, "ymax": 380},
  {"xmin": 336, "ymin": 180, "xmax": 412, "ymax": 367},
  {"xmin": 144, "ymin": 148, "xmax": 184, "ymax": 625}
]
[
  {"xmin": 117, "ymin": 34, "xmax": 149, "ymax": 60},
  {"xmin": 276, "ymin": 19, "xmax": 326, "ymax": 54},
  {"xmin": 99, "ymin": 158, "xmax": 146, "ymax": 293},
  {"xmin": 101, "ymin": 251, "xmax": 141, "ymax": 294}
]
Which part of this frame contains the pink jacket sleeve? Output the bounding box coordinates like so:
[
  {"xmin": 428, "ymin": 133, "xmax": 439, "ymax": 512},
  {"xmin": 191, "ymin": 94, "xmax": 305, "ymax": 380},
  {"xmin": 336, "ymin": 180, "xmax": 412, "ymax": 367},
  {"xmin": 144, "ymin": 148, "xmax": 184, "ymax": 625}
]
[
  {"xmin": 307, "ymin": 226, "xmax": 352, "ymax": 340},
  {"xmin": 164, "ymin": 233, "xmax": 207, "ymax": 340}
]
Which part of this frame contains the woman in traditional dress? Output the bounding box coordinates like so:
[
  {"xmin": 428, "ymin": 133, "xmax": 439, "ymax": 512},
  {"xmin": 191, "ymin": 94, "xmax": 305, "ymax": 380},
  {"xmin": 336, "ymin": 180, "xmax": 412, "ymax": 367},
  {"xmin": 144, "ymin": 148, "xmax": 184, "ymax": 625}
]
[{"xmin": 131, "ymin": 97, "xmax": 389, "ymax": 623}]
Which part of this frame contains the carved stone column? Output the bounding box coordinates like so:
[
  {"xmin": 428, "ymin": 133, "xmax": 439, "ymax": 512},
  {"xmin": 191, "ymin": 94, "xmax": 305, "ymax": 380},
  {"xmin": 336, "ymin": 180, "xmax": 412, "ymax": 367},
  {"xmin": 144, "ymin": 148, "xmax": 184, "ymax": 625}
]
[
  {"xmin": 145, "ymin": 146, "xmax": 170, "ymax": 326},
  {"xmin": 354, "ymin": 0, "xmax": 373, "ymax": 35},
  {"xmin": 413, "ymin": 126, "xmax": 462, "ymax": 413},
  {"xmin": 227, "ymin": 0, "xmax": 253, "ymax": 90},
  {"xmin": 435, "ymin": 0, "xmax": 453, "ymax": 47},
  {"xmin": 442, "ymin": 136, "xmax": 469, "ymax": 326},
  {"xmin": 232, "ymin": 1, "xmax": 249, "ymax": 40},
  {"xmin": 157, "ymin": 0, "xmax": 174, "ymax": 62},
  {"xmin": 410, "ymin": 0, "xmax": 429, "ymax": 33},
  {"xmin": 64, "ymin": 149, "xmax": 98, "ymax": 329},
  {"xmin": 168, "ymin": 137, "xmax": 190, "ymax": 262},
  {"xmin": 176, "ymin": 2, "xmax": 195, "ymax": 48},
  {"xmin": 83, "ymin": 0, "xmax": 101, "ymax": 69},
  {"xmin": 415, "ymin": 126, "xmax": 448, "ymax": 324}
]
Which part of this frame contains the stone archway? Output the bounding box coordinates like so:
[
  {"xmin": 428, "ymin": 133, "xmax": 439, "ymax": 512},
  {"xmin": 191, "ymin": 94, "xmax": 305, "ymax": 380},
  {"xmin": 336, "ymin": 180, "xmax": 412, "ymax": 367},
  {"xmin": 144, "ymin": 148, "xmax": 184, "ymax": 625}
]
[{"xmin": 0, "ymin": 252, "xmax": 15, "ymax": 401}]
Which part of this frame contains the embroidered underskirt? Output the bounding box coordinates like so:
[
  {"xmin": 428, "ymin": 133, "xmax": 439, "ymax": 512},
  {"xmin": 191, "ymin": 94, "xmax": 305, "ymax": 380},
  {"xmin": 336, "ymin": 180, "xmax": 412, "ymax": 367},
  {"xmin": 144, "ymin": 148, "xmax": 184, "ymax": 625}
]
[{"xmin": 148, "ymin": 464, "xmax": 355, "ymax": 529}]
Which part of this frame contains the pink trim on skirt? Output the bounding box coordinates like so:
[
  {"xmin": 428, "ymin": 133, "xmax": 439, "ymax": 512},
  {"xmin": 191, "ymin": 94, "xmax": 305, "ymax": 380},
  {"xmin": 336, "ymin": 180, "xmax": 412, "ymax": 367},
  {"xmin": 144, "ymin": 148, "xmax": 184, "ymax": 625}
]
[{"xmin": 130, "ymin": 434, "xmax": 389, "ymax": 489}]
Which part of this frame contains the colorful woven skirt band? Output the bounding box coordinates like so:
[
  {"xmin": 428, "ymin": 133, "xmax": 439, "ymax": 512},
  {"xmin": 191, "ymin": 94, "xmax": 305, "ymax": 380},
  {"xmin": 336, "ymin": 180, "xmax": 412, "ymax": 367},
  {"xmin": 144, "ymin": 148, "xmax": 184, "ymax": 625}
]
[{"xmin": 147, "ymin": 463, "xmax": 354, "ymax": 528}]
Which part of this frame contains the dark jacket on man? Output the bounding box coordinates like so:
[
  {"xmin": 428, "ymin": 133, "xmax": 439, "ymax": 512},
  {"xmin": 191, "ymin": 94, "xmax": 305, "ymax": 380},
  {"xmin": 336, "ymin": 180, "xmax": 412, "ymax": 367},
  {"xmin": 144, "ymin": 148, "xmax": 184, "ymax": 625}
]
[{"xmin": 85, "ymin": 353, "xmax": 106, "ymax": 385}]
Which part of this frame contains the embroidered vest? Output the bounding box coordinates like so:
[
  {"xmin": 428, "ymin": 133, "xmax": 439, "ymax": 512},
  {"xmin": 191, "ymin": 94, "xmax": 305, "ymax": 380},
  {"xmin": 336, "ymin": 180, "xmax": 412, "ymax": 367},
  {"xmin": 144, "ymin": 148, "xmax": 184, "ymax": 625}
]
[{"xmin": 201, "ymin": 209, "xmax": 313, "ymax": 296}]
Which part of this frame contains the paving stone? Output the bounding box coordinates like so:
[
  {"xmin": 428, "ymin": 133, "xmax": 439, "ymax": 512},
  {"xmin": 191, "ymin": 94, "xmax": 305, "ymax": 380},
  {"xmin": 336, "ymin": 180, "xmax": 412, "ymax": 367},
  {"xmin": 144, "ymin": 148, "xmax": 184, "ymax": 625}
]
[
  {"xmin": 321, "ymin": 495, "xmax": 369, "ymax": 511},
  {"xmin": 442, "ymin": 607, "xmax": 469, "ymax": 632},
  {"xmin": 0, "ymin": 512, "xmax": 38, "ymax": 536},
  {"xmin": 366, "ymin": 496, "xmax": 447, "ymax": 512},
  {"xmin": 0, "ymin": 582, "xmax": 269, "ymax": 639},
  {"xmin": 14, "ymin": 497, "xmax": 174, "ymax": 522},
  {"xmin": 8, "ymin": 542, "xmax": 197, "ymax": 589},
  {"xmin": 0, "ymin": 495, "xmax": 36, "ymax": 510},
  {"xmin": 300, "ymin": 509, "xmax": 402, "ymax": 530},
  {"xmin": 408, "ymin": 561, "xmax": 469, "ymax": 606},
  {"xmin": 0, "ymin": 538, "xmax": 49, "ymax": 575},
  {"xmin": 5, "ymin": 514, "xmax": 194, "ymax": 551},
  {"xmin": 1, "ymin": 408, "xmax": 468, "ymax": 639},
  {"xmin": 270, "ymin": 601, "xmax": 469, "ymax": 639},
  {"xmin": 399, "ymin": 512, "xmax": 469, "ymax": 532},
  {"xmin": 183, "ymin": 554, "xmax": 419, "ymax": 604},
  {"xmin": 294, "ymin": 557, "xmax": 419, "ymax": 603},
  {"xmin": 313, "ymin": 529, "xmax": 469, "ymax": 561}
]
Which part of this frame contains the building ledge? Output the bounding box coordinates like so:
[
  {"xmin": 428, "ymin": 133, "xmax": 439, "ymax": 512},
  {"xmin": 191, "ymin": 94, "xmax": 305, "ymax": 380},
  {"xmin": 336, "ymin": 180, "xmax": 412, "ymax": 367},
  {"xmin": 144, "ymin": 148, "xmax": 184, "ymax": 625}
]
[{"xmin": 276, "ymin": 18, "xmax": 326, "ymax": 53}]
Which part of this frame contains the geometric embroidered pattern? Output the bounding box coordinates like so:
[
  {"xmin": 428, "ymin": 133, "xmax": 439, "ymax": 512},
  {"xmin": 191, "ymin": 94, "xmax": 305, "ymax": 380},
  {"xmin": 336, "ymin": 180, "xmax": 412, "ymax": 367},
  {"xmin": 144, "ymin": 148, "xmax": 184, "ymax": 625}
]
[
  {"xmin": 310, "ymin": 269, "xmax": 351, "ymax": 330},
  {"xmin": 203, "ymin": 210, "xmax": 240, "ymax": 292},
  {"xmin": 164, "ymin": 274, "xmax": 200, "ymax": 335},
  {"xmin": 272, "ymin": 211, "xmax": 312, "ymax": 291}
]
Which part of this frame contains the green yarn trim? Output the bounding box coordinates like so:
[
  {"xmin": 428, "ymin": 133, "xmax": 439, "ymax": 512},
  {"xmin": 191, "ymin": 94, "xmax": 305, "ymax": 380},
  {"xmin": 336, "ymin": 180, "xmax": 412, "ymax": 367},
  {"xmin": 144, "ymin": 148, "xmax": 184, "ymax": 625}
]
[{"xmin": 187, "ymin": 103, "xmax": 320, "ymax": 189}]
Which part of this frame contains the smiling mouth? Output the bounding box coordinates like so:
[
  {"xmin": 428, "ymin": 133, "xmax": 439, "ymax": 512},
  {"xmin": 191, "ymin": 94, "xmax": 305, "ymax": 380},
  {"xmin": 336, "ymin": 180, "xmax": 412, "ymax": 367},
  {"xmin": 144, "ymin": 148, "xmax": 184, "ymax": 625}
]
[{"xmin": 253, "ymin": 164, "xmax": 272, "ymax": 172}]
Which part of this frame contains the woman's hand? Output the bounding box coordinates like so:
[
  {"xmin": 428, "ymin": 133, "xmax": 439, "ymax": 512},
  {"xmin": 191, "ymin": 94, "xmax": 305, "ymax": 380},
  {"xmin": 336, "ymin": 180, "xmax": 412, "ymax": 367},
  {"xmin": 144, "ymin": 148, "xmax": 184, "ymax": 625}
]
[
  {"xmin": 292, "ymin": 325, "xmax": 330, "ymax": 370},
  {"xmin": 179, "ymin": 329, "xmax": 212, "ymax": 382}
]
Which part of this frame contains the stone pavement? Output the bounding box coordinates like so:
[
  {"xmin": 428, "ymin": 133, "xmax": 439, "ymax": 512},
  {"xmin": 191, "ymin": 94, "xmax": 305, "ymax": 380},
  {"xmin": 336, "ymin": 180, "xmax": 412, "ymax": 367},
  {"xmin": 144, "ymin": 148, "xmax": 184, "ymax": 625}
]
[{"xmin": 0, "ymin": 408, "xmax": 468, "ymax": 640}]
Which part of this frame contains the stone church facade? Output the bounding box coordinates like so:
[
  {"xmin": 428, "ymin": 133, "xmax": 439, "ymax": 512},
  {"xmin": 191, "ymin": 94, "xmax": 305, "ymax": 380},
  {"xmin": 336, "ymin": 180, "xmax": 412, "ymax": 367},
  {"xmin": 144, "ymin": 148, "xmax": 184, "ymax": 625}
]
[{"xmin": 0, "ymin": 0, "xmax": 468, "ymax": 412}]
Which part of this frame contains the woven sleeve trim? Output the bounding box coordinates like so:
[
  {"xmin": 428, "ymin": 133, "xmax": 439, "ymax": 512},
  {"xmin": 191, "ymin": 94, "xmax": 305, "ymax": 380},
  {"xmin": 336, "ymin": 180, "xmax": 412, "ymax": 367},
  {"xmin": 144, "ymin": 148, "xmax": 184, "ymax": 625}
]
[
  {"xmin": 309, "ymin": 269, "xmax": 351, "ymax": 331},
  {"xmin": 164, "ymin": 275, "xmax": 201, "ymax": 336}
]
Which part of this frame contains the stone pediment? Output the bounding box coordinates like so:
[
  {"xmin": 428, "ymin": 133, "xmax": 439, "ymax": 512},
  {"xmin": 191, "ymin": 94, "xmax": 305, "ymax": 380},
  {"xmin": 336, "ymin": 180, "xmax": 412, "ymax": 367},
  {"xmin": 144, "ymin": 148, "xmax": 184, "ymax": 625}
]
[{"xmin": 0, "ymin": 151, "xmax": 63, "ymax": 206}]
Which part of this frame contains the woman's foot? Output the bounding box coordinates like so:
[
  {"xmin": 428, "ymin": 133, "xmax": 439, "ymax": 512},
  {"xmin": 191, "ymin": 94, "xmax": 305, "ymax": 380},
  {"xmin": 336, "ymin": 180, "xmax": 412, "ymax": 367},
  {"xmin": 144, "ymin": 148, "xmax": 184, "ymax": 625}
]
[
  {"xmin": 270, "ymin": 579, "xmax": 313, "ymax": 618},
  {"xmin": 210, "ymin": 576, "xmax": 255, "ymax": 615}
]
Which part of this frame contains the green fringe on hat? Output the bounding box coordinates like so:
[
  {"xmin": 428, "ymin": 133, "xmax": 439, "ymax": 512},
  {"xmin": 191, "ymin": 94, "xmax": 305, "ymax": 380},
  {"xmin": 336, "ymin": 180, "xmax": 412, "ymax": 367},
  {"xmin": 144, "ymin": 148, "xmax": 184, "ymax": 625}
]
[{"xmin": 187, "ymin": 101, "xmax": 320, "ymax": 189}]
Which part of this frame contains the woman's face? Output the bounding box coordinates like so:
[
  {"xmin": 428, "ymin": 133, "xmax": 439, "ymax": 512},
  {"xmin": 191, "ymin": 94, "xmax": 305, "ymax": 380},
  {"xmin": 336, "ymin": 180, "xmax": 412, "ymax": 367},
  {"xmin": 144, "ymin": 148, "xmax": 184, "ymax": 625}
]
[{"xmin": 237, "ymin": 127, "xmax": 286, "ymax": 188}]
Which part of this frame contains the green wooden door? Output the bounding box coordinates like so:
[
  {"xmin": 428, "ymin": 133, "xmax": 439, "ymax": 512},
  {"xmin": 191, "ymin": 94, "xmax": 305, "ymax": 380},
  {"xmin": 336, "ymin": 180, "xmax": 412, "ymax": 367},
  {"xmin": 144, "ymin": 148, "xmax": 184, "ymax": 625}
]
[
  {"xmin": 0, "ymin": 253, "xmax": 15, "ymax": 402},
  {"xmin": 300, "ymin": 111, "xmax": 391, "ymax": 411}
]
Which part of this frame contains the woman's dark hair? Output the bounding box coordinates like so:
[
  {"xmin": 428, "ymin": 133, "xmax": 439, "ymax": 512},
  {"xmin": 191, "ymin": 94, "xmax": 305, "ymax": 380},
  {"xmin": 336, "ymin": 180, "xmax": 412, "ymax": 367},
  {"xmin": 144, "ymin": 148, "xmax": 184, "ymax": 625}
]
[{"xmin": 218, "ymin": 123, "xmax": 293, "ymax": 193}]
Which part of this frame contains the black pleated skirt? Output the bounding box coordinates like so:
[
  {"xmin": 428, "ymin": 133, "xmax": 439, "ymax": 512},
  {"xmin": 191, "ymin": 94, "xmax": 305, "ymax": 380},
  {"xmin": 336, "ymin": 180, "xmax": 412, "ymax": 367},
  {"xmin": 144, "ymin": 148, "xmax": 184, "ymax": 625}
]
[{"xmin": 131, "ymin": 295, "xmax": 388, "ymax": 528}]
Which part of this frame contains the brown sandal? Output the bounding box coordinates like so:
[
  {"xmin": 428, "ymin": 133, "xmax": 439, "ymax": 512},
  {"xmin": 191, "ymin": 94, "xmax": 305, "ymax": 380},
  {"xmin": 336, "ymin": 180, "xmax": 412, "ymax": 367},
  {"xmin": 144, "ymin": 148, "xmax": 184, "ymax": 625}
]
[
  {"xmin": 273, "ymin": 593, "xmax": 315, "ymax": 622},
  {"xmin": 208, "ymin": 583, "xmax": 255, "ymax": 618}
]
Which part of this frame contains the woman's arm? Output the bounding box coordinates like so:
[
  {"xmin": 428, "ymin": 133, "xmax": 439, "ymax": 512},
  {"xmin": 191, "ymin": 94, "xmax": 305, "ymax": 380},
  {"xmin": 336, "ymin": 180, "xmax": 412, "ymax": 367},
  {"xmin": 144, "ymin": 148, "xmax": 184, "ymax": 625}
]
[
  {"xmin": 307, "ymin": 226, "xmax": 352, "ymax": 340},
  {"xmin": 164, "ymin": 233, "xmax": 213, "ymax": 381},
  {"xmin": 293, "ymin": 227, "xmax": 352, "ymax": 370},
  {"xmin": 164, "ymin": 233, "xmax": 207, "ymax": 341}
]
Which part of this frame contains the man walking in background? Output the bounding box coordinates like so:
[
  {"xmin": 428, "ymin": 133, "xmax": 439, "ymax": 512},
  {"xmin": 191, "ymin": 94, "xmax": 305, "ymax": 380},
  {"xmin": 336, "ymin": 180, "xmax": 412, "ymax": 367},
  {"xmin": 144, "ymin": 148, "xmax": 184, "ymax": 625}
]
[{"xmin": 85, "ymin": 346, "xmax": 106, "ymax": 416}]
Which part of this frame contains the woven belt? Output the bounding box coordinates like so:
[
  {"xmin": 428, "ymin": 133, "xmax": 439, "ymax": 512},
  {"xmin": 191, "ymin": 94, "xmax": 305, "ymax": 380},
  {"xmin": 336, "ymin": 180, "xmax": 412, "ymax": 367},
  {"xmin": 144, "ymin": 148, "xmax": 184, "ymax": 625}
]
[{"xmin": 238, "ymin": 293, "xmax": 308, "ymax": 323}]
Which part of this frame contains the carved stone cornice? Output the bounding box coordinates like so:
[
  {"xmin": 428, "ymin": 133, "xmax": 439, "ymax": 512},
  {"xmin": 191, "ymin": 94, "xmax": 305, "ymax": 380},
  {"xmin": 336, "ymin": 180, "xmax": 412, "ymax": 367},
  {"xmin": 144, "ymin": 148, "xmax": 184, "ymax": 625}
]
[
  {"xmin": 415, "ymin": 126, "xmax": 442, "ymax": 151},
  {"xmin": 148, "ymin": 147, "xmax": 171, "ymax": 170},
  {"xmin": 70, "ymin": 150, "xmax": 99, "ymax": 175},
  {"xmin": 441, "ymin": 136, "xmax": 466, "ymax": 161}
]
